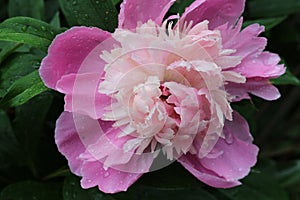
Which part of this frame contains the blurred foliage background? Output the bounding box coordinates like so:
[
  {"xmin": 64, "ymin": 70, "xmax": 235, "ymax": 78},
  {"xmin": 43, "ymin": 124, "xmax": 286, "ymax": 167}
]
[{"xmin": 0, "ymin": 0, "xmax": 299, "ymax": 199}]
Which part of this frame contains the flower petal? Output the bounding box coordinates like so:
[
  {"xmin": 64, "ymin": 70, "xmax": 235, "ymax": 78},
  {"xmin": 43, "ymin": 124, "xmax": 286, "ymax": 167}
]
[
  {"xmin": 227, "ymin": 79, "xmax": 281, "ymax": 101},
  {"xmin": 56, "ymin": 73, "xmax": 111, "ymax": 119},
  {"xmin": 80, "ymin": 160, "xmax": 142, "ymax": 193},
  {"xmin": 179, "ymin": 0, "xmax": 245, "ymax": 29},
  {"xmin": 40, "ymin": 27, "xmax": 111, "ymax": 89},
  {"xmin": 55, "ymin": 112, "xmax": 94, "ymax": 176},
  {"xmin": 178, "ymin": 154, "xmax": 241, "ymax": 188},
  {"xmin": 179, "ymin": 112, "xmax": 258, "ymax": 188},
  {"xmin": 56, "ymin": 112, "xmax": 143, "ymax": 193},
  {"xmin": 118, "ymin": 0, "xmax": 176, "ymax": 29},
  {"xmin": 224, "ymin": 111, "xmax": 253, "ymax": 143}
]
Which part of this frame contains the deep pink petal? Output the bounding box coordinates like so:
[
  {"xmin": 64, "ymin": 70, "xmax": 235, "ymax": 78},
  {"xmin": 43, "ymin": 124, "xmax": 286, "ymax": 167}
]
[
  {"xmin": 40, "ymin": 27, "xmax": 111, "ymax": 89},
  {"xmin": 80, "ymin": 160, "xmax": 142, "ymax": 193},
  {"xmin": 56, "ymin": 73, "xmax": 111, "ymax": 119},
  {"xmin": 179, "ymin": 0, "xmax": 245, "ymax": 29},
  {"xmin": 118, "ymin": 0, "xmax": 176, "ymax": 29},
  {"xmin": 178, "ymin": 154, "xmax": 241, "ymax": 188},
  {"xmin": 226, "ymin": 79, "xmax": 281, "ymax": 101}
]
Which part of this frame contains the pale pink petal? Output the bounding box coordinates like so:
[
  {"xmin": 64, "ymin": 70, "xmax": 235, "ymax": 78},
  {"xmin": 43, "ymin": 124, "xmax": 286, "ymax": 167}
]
[
  {"xmin": 56, "ymin": 73, "xmax": 111, "ymax": 119},
  {"xmin": 80, "ymin": 160, "xmax": 142, "ymax": 193},
  {"xmin": 179, "ymin": 0, "xmax": 245, "ymax": 29},
  {"xmin": 227, "ymin": 79, "xmax": 281, "ymax": 101},
  {"xmin": 118, "ymin": 0, "xmax": 176, "ymax": 29},
  {"xmin": 79, "ymin": 127, "xmax": 154, "ymax": 174},
  {"xmin": 40, "ymin": 27, "xmax": 111, "ymax": 89}
]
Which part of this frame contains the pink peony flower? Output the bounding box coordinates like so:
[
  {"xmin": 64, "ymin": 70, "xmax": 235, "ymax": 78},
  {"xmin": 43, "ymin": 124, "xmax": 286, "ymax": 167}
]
[{"xmin": 40, "ymin": 0, "xmax": 285, "ymax": 193}]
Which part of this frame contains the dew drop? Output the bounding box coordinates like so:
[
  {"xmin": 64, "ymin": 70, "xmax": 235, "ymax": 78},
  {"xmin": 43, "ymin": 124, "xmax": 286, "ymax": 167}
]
[
  {"xmin": 103, "ymin": 171, "xmax": 110, "ymax": 177},
  {"xmin": 21, "ymin": 25, "xmax": 28, "ymax": 32},
  {"xmin": 225, "ymin": 133, "xmax": 233, "ymax": 144}
]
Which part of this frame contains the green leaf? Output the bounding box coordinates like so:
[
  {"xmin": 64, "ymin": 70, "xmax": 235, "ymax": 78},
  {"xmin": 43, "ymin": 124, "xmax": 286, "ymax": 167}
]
[
  {"xmin": 50, "ymin": 12, "xmax": 61, "ymax": 28},
  {"xmin": 0, "ymin": 17, "xmax": 63, "ymax": 51},
  {"xmin": 59, "ymin": 0, "xmax": 118, "ymax": 32},
  {"xmin": 0, "ymin": 53, "xmax": 41, "ymax": 97},
  {"xmin": 0, "ymin": 110, "xmax": 20, "ymax": 170},
  {"xmin": 271, "ymin": 69, "xmax": 300, "ymax": 87},
  {"xmin": 111, "ymin": 0, "xmax": 121, "ymax": 5},
  {"xmin": 0, "ymin": 181, "xmax": 62, "ymax": 200},
  {"xmin": 0, "ymin": 70, "xmax": 48, "ymax": 108},
  {"xmin": 63, "ymin": 175, "xmax": 115, "ymax": 200},
  {"xmin": 12, "ymin": 92, "xmax": 54, "ymax": 177},
  {"xmin": 8, "ymin": 0, "xmax": 45, "ymax": 20},
  {"xmin": 278, "ymin": 160, "xmax": 300, "ymax": 187},
  {"xmin": 169, "ymin": 0, "xmax": 194, "ymax": 14},
  {"xmin": 0, "ymin": 42, "xmax": 22, "ymax": 64},
  {"xmin": 248, "ymin": 0, "xmax": 300, "ymax": 18},
  {"xmin": 243, "ymin": 16, "xmax": 287, "ymax": 32}
]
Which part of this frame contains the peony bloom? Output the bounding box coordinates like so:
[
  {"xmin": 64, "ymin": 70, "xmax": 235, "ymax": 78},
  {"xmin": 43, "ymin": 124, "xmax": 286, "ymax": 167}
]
[{"xmin": 40, "ymin": 0, "xmax": 285, "ymax": 193}]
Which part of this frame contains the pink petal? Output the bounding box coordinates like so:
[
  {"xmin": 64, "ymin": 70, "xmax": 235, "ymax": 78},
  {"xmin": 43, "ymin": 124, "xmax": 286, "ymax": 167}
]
[
  {"xmin": 179, "ymin": 113, "xmax": 259, "ymax": 188},
  {"xmin": 80, "ymin": 127, "xmax": 154, "ymax": 174},
  {"xmin": 56, "ymin": 112, "xmax": 143, "ymax": 193},
  {"xmin": 55, "ymin": 112, "xmax": 90, "ymax": 176},
  {"xmin": 56, "ymin": 73, "xmax": 111, "ymax": 119},
  {"xmin": 224, "ymin": 111, "xmax": 253, "ymax": 143},
  {"xmin": 118, "ymin": 0, "xmax": 176, "ymax": 29},
  {"xmin": 178, "ymin": 154, "xmax": 241, "ymax": 188},
  {"xmin": 232, "ymin": 53, "xmax": 285, "ymax": 78},
  {"xmin": 219, "ymin": 20, "xmax": 267, "ymax": 60},
  {"xmin": 227, "ymin": 79, "xmax": 281, "ymax": 101},
  {"xmin": 179, "ymin": 0, "xmax": 245, "ymax": 29},
  {"xmin": 39, "ymin": 27, "xmax": 111, "ymax": 90},
  {"xmin": 80, "ymin": 160, "xmax": 142, "ymax": 193}
]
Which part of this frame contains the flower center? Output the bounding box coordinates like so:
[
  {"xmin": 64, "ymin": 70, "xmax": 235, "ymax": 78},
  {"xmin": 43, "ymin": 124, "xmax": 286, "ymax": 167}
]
[{"xmin": 98, "ymin": 19, "xmax": 245, "ymax": 160}]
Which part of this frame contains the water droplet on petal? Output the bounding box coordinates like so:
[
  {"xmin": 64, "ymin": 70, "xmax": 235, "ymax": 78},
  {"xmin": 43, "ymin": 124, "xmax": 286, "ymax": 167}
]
[
  {"xmin": 225, "ymin": 133, "xmax": 233, "ymax": 144},
  {"xmin": 103, "ymin": 171, "xmax": 110, "ymax": 178}
]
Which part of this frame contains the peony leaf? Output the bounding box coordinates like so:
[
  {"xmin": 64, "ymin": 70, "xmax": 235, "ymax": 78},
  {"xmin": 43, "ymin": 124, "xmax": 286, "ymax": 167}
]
[
  {"xmin": 0, "ymin": 17, "xmax": 64, "ymax": 51},
  {"xmin": 0, "ymin": 110, "xmax": 20, "ymax": 170},
  {"xmin": 0, "ymin": 53, "xmax": 41, "ymax": 97},
  {"xmin": 248, "ymin": 0, "xmax": 300, "ymax": 18},
  {"xmin": 0, "ymin": 70, "xmax": 48, "ymax": 108},
  {"xmin": 59, "ymin": 0, "xmax": 118, "ymax": 32},
  {"xmin": 0, "ymin": 181, "xmax": 62, "ymax": 200},
  {"xmin": 271, "ymin": 69, "xmax": 300, "ymax": 87},
  {"xmin": 243, "ymin": 16, "xmax": 287, "ymax": 32},
  {"xmin": 8, "ymin": 0, "xmax": 45, "ymax": 20}
]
